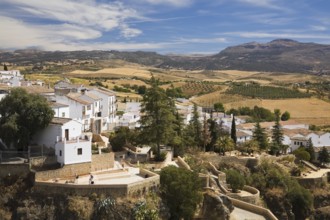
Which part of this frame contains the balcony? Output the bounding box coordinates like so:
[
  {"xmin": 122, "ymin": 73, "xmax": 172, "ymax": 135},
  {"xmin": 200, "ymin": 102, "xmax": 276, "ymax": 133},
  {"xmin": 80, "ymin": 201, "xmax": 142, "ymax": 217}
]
[{"xmin": 56, "ymin": 135, "xmax": 90, "ymax": 144}]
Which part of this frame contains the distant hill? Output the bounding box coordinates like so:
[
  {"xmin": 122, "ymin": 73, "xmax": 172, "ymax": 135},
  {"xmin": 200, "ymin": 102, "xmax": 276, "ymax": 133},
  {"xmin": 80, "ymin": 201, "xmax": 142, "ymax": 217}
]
[{"xmin": 1, "ymin": 39, "xmax": 330, "ymax": 74}]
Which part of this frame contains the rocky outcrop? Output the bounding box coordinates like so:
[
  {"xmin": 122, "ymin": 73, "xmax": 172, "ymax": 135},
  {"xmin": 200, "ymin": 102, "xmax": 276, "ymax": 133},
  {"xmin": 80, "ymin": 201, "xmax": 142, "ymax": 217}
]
[{"xmin": 202, "ymin": 191, "xmax": 234, "ymax": 220}]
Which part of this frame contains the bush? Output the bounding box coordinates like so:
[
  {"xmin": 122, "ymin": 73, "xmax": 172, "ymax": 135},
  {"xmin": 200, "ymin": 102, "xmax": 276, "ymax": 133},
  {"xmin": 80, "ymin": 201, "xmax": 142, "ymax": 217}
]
[
  {"xmin": 160, "ymin": 166, "xmax": 202, "ymax": 220},
  {"xmin": 293, "ymin": 148, "xmax": 311, "ymax": 161},
  {"xmin": 288, "ymin": 186, "xmax": 313, "ymax": 219},
  {"xmin": 225, "ymin": 169, "xmax": 246, "ymax": 193},
  {"xmin": 155, "ymin": 151, "xmax": 167, "ymax": 162},
  {"xmin": 281, "ymin": 111, "xmax": 291, "ymax": 121}
]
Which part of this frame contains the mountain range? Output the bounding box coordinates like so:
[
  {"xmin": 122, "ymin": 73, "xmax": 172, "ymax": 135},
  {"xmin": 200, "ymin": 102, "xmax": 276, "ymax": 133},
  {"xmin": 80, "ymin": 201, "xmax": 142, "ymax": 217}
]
[{"xmin": 1, "ymin": 39, "xmax": 330, "ymax": 74}]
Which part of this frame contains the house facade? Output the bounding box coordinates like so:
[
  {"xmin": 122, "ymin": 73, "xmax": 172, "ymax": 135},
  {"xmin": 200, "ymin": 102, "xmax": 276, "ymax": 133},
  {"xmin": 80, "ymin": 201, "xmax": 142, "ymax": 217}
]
[
  {"xmin": 33, "ymin": 117, "xmax": 91, "ymax": 166},
  {"xmin": 53, "ymin": 81, "xmax": 117, "ymax": 133}
]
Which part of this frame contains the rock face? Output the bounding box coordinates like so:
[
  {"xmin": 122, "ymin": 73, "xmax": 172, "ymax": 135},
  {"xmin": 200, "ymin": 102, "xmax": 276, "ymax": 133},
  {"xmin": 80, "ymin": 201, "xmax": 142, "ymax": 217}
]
[{"xmin": 202, "ymin": 191, "xmax": 234, "ymax": 220}]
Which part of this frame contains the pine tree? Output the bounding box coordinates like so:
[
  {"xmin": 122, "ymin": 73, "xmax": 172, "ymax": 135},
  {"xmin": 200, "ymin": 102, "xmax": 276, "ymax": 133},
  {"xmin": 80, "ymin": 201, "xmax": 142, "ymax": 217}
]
[
  {"xmin": 306, "ymin": 138, "xmax": 315, "ymax": 162},
  {"xmin": 271, "ymin": 109, "xmax": 284, "ymax": 154},
  {"xmin": 231, "ymin": 115, "xmax": 237, "ymax": 144},
  {"xmin": 253, "ymin": 121, "xmax": 268, "ymax": 150},
  {"xmin": 3, "ymin": 64, "xmax": 8, "ymax": 71},
  {"xmin": 189, "ymin": 104, "xmax": 202, "ymax": 147},
  {"xmin": 318, "ymin": 147, "xmax": 330, "ymax": 164},
  {"xmin": 139, "ymin": 76, "xmax": 177, "ymax": 160}
]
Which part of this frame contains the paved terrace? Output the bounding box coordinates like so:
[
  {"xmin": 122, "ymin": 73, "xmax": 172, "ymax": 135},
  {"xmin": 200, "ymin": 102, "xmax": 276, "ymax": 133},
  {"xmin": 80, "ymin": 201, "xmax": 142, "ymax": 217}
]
[
  {"xmin": 302, "ymin": 168, "xmax": 330, "ymax": 178},
  {"xmin": 43, "ymin": 161, "xmax": 147, "ymax": 185},
  {"xmin": 230, "ymin": 207, "xmax": 266, "ymax": 220}
]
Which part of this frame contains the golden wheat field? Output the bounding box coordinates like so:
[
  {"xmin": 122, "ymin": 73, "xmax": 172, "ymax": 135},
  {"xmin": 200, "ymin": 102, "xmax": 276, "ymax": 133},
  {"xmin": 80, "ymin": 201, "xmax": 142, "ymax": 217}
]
[
  {"xmin": 68, "ymin": 67, "xmax": 186, "ymax": 81},
  {"xmin": 226, "ymin": 98, "xmax": 330, "ymax": 126}
]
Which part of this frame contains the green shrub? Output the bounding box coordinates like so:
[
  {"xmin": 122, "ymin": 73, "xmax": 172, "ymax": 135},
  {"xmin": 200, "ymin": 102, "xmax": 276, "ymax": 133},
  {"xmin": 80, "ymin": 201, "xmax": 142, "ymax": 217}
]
[
  {"xmin": 225, "ymin": 169, "xmax": 246, "ymax": 193},
  {"xmin": 155, "ymin": 151, "xmax": 167, "ymax": 162},
  {"xmin": 160, "ymin": 166, "xmax": 202, "ymax": 220}
]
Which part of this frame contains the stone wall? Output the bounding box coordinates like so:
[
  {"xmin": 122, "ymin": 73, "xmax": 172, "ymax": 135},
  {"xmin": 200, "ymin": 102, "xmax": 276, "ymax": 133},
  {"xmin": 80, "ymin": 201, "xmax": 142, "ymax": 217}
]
[
  {"xmin": 296, "ymin": 173, "xmax": 329, "ymax": 188},
  {"xmin": 30, "ymin": 156, "xmax": 58, "ymax": 169},
  {"xmin": 34, "ymin": 168, "xmax": 160, "ymax": 198},
  {"xmin": 34, "ymin": 182, "xmax": 128, "ymax": 197},
  {"xmin": 219, "ymin": 156, "xmax": 259, "ymax": 169},
  {"xmin": 177, "ymin": 156, "xmax": 192, "ymax": 170},
  {"xmin": 0, "ymin": 163, "xmax": 30, "ymax": 179},
  {"xmin": 35, "ymin": 162, "xmax": 91, "ymax": 181},
  {"xmin": 91, "ymin": 153, "xmax": 115, "ymax": 172},
  {"xmin": 227, "ymin": 185, "xmax": 260, "ymax": 205},
  {"xmin": 126, "ymin": 169, "xmax": 159, "ymax": 197},
  {"xmin": 230, "ymin": 197, "xmax": 278, "ymax": 220}
]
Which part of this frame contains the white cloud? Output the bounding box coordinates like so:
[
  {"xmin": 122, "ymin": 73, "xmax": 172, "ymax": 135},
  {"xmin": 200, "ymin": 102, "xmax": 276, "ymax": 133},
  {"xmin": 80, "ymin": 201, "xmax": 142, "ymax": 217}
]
[
  {"xmin": 120, "ymin": 24, "xmax": 143, "ymax": 38},
  {"xmin": 1, "ymin": 0, "xmax": 143, "ymax": 38},
  {"xmin": 237, "ymin": 0, "xmax": 283, "ymax": 10},
  {"xmin": 0, "ymin": 16, "xmax": 101, "ymax": 48},
  {"xmin": 142, "ymin": 0, "xmax": 193, "ymax": 7},
  {"xmin": 310, "ymin": 25, "xmax": 327, "ymax": 31},
  {"xmin": 0, "ymin": 15, "xmax": 167, "ymax": 51}
]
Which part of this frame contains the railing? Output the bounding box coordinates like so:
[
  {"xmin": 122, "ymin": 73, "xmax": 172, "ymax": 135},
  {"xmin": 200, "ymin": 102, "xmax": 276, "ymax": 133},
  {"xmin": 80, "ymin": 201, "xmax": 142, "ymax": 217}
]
[{"xmin": 56, "ymin": 135, "xmax": 90, "ymax": 144}]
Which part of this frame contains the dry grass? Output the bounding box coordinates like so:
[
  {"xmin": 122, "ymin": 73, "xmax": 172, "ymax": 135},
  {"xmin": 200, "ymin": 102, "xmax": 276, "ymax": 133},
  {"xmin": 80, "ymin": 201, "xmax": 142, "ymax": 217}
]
[
  {"xmin": 25, "ymin": 74, "xmax": 64, "ymax": 85},
  {"xmin": 160, "ymin": 81, "xmax": 186, "ymax": 90},
  {"xmin": 225, "ymin": 98, "xmax": 330, "ymax": 126}
]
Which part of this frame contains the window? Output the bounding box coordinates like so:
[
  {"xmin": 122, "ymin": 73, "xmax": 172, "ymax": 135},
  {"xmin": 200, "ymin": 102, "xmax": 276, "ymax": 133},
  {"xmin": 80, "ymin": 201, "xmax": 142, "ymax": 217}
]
[
  {"xmin": 59, "ymin": 150, "xmax": 62, "ymax": 156},
  {"xmin": 62, "ymin": 112, "xmax": 65, "ymax": 117},
  {"xmin": 87, "ymin": 105, "xmax": 91, "ymax": 110},
  {"xmin": 77, "ymin": 148, "xmax": 82, "ymax": 155}
]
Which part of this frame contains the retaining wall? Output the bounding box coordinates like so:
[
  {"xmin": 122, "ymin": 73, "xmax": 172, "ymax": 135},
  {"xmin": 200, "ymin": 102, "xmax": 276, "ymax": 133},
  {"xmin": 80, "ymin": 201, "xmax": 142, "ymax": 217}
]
[
  {"xmin": 296, "ymin": 172, "xmax": 329, "ymax": 188},
  {"xmin": 35, "ymin": 162, "xmax": 91, "ymax": 181},
  {"xmin": 177, "ymin": 156, "xmax": 192, "ymax": 170},
  {"xmin": 219, "ymin": 156, "xmax": 259, "ymax": 169},
  {"xmin": 30, "ymin": 156, "xmax": 58, "ymax": 169},
  {"xmin": 0, "ymin": 163, "xmax": 30, "ymax": 179},
  {"xmin": 230, "ymin": 197, "xmax": 278, "ymax": 220},
  {"xmin": 91, "ymin": 153, "xmax": 115, "ymax": 172},
  {"xmin": 34, "ymin": 168, "xmax": 159, "ymax": 198}
]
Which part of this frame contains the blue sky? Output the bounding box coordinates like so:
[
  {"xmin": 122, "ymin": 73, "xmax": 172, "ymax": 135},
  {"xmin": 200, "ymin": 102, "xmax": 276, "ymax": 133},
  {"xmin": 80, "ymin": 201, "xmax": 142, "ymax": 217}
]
[{"xmin": 0, "ymin": 0, "xmax": 329, "ymax": 54}]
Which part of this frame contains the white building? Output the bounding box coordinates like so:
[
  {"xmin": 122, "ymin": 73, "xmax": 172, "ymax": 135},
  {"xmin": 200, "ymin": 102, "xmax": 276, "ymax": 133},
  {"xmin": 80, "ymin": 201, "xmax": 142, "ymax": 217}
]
[
  {"xmin": 54, "ymin": 82, "xmax": 117, "ymax": 133},
  {"xmin": 116, "ymin": 102, "xmax": 141, "ymax": 129},
  {"xmin": 89, "ymin": 87, "xmax": 117, "ymax": 130},
  {"xmin": 50, "ymin": 102, "xmax": 70, "ymax": 118},
  {"xmin": 236, "ymin": 130, "xmax": 253, "ymax": 143},
  {"xmin": 33, "ymin": 117, "xmax": 91, "ymax": 166}
]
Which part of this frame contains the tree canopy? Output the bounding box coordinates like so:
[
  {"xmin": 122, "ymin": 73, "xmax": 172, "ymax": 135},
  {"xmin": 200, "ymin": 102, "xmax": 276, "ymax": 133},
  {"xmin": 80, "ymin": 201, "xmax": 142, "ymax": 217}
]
[
  {"xmin": 139, "ymin": 76, "xmax": 178, "ymax": 160},
  {"xmin": 0, "ymin": 88, "xmax": 54, "ymax": 150},
  {"xmin": 226, "ymin": 169, "xmax": 246, "ymax": 193},
  {"xmin": 281, "ymin": 111, "xmax": 291, "ymax": 121},
  {"xmin": 318, "ymin": 147, "xmax": 330, "ymax": 164},
  {"xmin": 271, "ymin": 109, "xmax": 284, "ymax": 154},
  {"xmin": 160, "ymin": 166, "xmax": 202, "ymax": 220},
  {"xmin": 213, "ymin": 102, "xmax": 225, "ymax": 112},
  {"xmin": 253, "ymin": 121, "xmax": 268, "ymax": 150}
]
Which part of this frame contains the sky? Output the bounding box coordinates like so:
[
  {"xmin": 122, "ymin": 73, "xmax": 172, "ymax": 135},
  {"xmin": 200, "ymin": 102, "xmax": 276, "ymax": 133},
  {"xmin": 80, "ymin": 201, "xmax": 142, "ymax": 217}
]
[{"xmin": 0, "ymin": 0, "xmax": 330, "ymax": 54}]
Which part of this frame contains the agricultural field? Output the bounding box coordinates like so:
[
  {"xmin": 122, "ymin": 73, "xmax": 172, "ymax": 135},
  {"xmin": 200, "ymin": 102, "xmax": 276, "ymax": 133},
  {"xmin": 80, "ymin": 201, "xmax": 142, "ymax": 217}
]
[
  {"xmin": 66, "ymin": 66, "xmax": 185, "ymax": 81},
  {"xmin": 24, "ymin": 62, "xmax": 330, "ymax": 126},
  {"xmin": 226, "ymin": 83, "xmax": 312, "ymax": 99}
]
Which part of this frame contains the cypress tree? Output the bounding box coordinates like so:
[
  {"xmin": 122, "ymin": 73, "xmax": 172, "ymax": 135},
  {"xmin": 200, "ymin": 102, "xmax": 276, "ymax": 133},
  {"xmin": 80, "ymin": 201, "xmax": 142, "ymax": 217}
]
[{"xmin": 231, "ymin": 115, "xmax": 237, "ymax": 144}]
